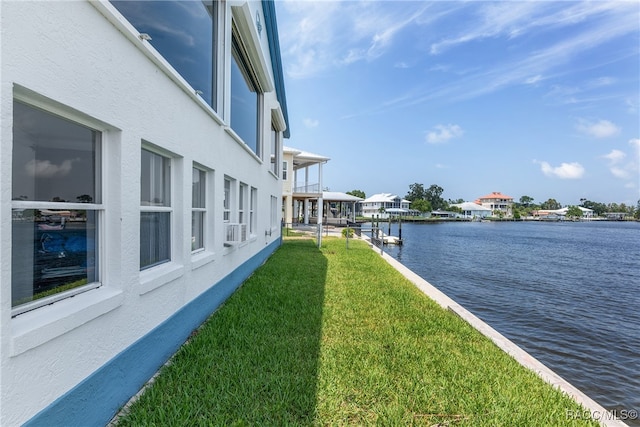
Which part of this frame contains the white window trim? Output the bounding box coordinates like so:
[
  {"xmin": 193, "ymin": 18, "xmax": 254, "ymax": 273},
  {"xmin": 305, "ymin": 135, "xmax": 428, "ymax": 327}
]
[
  {"xmin": 229, "ymin": 3, "xmax": 274, "ymax": 92},
  {"xmin": 190, "ymin": 164, "xmax": 215, "ymax": 270},
  {"xmin": 249, "ymin": 186, "xmax": 257, "ymax": 239},
  {"xmin": 223, "ymin": 176, "xmax": 238, "ymax": 249},
  {"xmin": 10, "ymin": 88, "xmax": 114, "ymax": 317},
  {"xmin": 191, "ymin": 166, "xmax": 207, "ymax": 254},
  {"xmin": 239, "ymin": 182, "xmax": 248, "ymax": 244},
  {"xmin": 9, "ymin": 87, "xmax": 123, "ymax": 353},
  {"xmin": 139, "ymin": 143, "xmax": 184, "ymax": 294},
  {"xmin": 90, "ymin": 1, "xmax": 225, "ymax": 125}
]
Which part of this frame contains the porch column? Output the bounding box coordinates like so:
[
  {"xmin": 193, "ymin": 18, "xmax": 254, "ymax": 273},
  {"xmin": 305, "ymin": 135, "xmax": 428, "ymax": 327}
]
[
  {"xmin": 304, "ymin": 198, "xmax": 310, "ymax": 224},
  {"xmin": 284, "ymin": 195, "xmax": 293, "ymax": 225}
]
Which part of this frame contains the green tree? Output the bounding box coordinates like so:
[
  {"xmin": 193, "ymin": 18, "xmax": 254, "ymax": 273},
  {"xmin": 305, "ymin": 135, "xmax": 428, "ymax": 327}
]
[
  {"xmin": 426, "ymin": 184, "xmax": 445, "ymax": 210},
  {"xmin": 540, "ymin": 198, "xmax": 561, "ymax": 210},
  {"xmin": 519, "ymin": 195, "xmax": 534, "ymax": 207},
  {"xmin": 634, "ymin": 200, "xmax": 640, "ymax": 219},
  {"xmin": 406, "ymin": 183, "xmax": 426, "ymax": 202},
  {"xmin": 411, "ymin": 199, "xmax": 432, "ymax": 214},
  {"xmin": 581, "ymin": 200, "xmax": 607, "ymax": 216},
  {"xmin": 566, "ymin": 205, "xmax": 583, "ymax": 220},
  {"xmin": 346, "ymin": 190, "xmax": 365, "ymax": 199}
]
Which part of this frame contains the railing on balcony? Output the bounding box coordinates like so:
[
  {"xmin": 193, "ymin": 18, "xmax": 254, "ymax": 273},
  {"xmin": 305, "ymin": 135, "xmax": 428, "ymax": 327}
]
[{"xmin": 293, "ymin": 183, "xmax": 320, "ymax": 194}]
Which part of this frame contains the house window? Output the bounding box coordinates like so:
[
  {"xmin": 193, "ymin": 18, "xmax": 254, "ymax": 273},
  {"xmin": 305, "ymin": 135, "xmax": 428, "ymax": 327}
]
[
  {"xmin": 192, "ymin": 166, "xmax": 206, "ymax": 252},
  {"xmin": 11, "ymin": 100, "xmax": 101, "ymax": 312},
  {"xmin": 282, "ymin": 161, "xmax": 288, "ymax": 181},
  {"xmin": 239, "ymin": 183, "xmax": 248, "ymax": 242},
  {"xmin": 223, "ymin": 177, "xmax": 231, "ymax": 223},
  {"xmin": 230, "ymin": 25, "xmax": 261, "ymax": 155},
  {"xmin": 140, "ymin": 148, "xmax": 171, "ymax": 269},
  {"xmin": 250, "ymin": 187, "xmax": 257, "ymax": 236},
  {"xmin": 111, "ymin": 0, "xmax": 218, "ymax": 110}
]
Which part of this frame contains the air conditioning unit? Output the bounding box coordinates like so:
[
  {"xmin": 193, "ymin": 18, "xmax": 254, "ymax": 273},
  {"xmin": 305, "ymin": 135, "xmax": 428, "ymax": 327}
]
[{"xmin": 224, "ymin": 223, "xmax": 240, "ymax": 246}]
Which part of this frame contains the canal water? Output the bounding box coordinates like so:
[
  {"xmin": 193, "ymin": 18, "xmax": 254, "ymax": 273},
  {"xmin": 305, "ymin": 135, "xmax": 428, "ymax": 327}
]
[{"xmin": 380, "ymin": 220, "xmax": 639, "ymax": 425}]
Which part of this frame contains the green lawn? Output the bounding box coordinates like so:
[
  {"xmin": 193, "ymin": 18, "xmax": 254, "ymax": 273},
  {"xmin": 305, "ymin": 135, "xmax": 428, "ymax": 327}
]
[{"xmin": 114, "ymin": 238, "xmax": 597, "ymax": 426}]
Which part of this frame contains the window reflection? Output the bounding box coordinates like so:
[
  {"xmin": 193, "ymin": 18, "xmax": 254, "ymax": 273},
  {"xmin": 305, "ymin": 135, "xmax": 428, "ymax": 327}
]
[
  {"xmin": 12, "ymin": 101, "xmax": 100, "ymax": 203},
  {"xmin": 111, "ymin": 0, "xmax": 216, "ymax": 108},
  {"xmin": 12, "ymin": 101, "xmax": 101, "ymax": 310},
  {"xmin": 12, "ymin": 209, "xmax": 98, "ymax": 307},
  {"xmin": 231, "ymin": 48, "xmax": 259, "ymax": 153}
]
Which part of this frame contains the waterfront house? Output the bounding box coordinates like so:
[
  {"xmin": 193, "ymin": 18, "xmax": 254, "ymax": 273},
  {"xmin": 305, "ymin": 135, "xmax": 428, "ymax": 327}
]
[
  {"xmin": 476, "ymin": 192, "xmax": 514, "ymax": 217},
  {"xmin": 282, "ymin": 146, "xmax": 330, "ymax": 226},
  {"xmin": 1, "ymin": 1, "xmax": 289, "ymax": 425},
  {"xmin": 322, "ymin": 191, "xmax": 364, "ymax": 225},
  {"xmin": 534, "ymin": 207, "xmax": 594, "ymax": 220},
  {"xmin": 361, "ymin": 193, "xmax": 411, "ymax": 219},
  {"xmin": 450, "ymin": 201, "xmax": 493, "ymax": 219}
]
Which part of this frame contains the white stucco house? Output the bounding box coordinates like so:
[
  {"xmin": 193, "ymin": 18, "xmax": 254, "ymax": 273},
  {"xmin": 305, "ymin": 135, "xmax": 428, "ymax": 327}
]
[
  {"xmin": 361, "ymin": 193, "xmax": 411, "ymax": 219},
  {"xmin": 476, "ymin": 192, "xmax": 514, "ymax": 217},
  {"xmin": 1, "ymin": 1, "xmax": 289, "ymax": 425},
  {"xmin": 281, "ymin": 146, "xmax": 330, "ymax": 226},
  {"xmin": 450, "ymin": 202, "xmax": 493, "ymax": 219},
  {"xmin": 534, "ymin": 206, "xmax": 595, "ymax": 219}
]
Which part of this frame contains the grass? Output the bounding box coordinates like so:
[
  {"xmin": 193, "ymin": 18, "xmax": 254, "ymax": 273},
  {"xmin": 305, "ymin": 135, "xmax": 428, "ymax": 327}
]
[{"xmin": 114, "ymin": 237, "xmax": 597, "ymax": 426}]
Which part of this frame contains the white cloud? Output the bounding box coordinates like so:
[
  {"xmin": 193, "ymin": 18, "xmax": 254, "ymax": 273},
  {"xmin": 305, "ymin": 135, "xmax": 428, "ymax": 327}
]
[
  {"xmin": 610, "ymin": 166, "xmax": 630, "ymax": 179},
  {"xmin": 600, "ymin": 140, "xmax": 640, "ymax": 182},
  {"xmin": 279, "ymin": 1, "xmax": 432, "ymax": 78},
  {"xmin": 535, "ymin": 160, "xmax": 585, "ymax": 179},
  {"xmin": 426, "ymin": 124, "xmax": 464, "ymax": 144},
  {"xmin": 25, "ymin": 159, "xmax": 76, "ymax": 178},
  {"xmin": 576, "ymin": 119, "xmax": 620, "ymax": 138},
  {"xmin": 303, "ymin": 118, "xmax": 319, "ymax": 128},
  {"xmin": 602, "ymin": 149, "xmax": 626, "ymax": 163},
  {"xmin": 524, "ymin": 75, "xmax": 543, "ymax": 85}
]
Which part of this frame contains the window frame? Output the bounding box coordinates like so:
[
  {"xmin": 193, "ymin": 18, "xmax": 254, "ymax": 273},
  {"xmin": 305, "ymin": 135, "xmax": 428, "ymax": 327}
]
[
  {"xmin": 109, "ymin": 0, "xmax": 220, "ymax": 113},
  {"xmin": 250, "ymin": 187, "xmax": 257, "ymax": 237},
  {"xmin": 140, "ymin": 146, "xmax": 173, "ymax": 270},
  {"xmin": 239, "ymin": 182, "xmax": 248, "ymax": 243},
  {"xmin": 229, "ymin": 20, "xmax": 263, "ymax": 157},
  {"xmin": 191, "ymin": 165, "xmax": 207, "ymax": 253},
  {"xmin": 10, "ymin": 97, "xmax": 105, "ymax": 317}
]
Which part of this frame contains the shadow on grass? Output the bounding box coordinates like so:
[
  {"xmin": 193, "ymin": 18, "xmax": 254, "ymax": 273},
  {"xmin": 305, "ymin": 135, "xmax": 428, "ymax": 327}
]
[{"xmin": 115, "ymin": 239, "xmax": 327, "ymax": 426}]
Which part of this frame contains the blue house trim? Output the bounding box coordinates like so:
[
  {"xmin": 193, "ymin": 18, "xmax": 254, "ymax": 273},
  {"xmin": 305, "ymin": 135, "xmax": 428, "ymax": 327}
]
[
  {"xmin": 24, "ymin": 239, "xmax": 281, "ymax": 427},
  {"xmin": 262, "ymin": 0, "xmax": 290, "ymax": 139}
]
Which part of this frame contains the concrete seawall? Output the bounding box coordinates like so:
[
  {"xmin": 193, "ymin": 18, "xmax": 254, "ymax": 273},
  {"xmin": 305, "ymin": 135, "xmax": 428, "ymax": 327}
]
[{"xmin": 372, "ymin": 244, "xmax": 627, "ymax": 427}]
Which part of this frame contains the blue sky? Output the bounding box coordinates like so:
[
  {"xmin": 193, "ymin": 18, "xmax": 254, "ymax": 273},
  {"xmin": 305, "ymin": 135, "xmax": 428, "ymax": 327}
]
[{"xmin": 275, "ymin": 1, "xmax": 640, "ymax": 206}]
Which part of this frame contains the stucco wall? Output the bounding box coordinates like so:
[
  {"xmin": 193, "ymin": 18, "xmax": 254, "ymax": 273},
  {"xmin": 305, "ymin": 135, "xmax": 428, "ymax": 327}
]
[{"xmin": 1, "ymin": 1, "xmax": 285, "ymax": 425}]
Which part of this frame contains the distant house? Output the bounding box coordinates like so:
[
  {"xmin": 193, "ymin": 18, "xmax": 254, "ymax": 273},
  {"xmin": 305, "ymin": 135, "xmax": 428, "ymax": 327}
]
[
  {"xmin": 431, "ymin": 210, "xmax": 458, "ymax": 218},
  {"xmin": 361, "ymin": 193, "xmax": 411, "ymax": 218},
  {"xmin": 605, "ymin": 212, "xmax": 627, "ymax": 220},
  {"xmin": 322, "ymin": 191, "xmax": 363, "ymax": 224},
  {"xmin": 451, "ymin": 202, "xmax": 493, "ymax": 219},
  {"xmin": 534, "ymin": 207, "xmax": 594, "ymax": 219},
  {"xmin": 282, "ymin": 146, "xmax": 330, "ymax": 225},
  {"xmin": 476, "ymin": 192, "xmax": 514, "ymax": 217}
]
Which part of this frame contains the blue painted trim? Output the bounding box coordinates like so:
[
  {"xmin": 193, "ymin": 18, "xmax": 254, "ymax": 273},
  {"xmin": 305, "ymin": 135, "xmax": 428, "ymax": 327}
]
[
  {"xmin": 24, "ymin": 239, "xmax": 281, "ymax": 427},
  {"xmin": 262, "ymin": 0, "xmax": 290, "ymax": 139}
]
